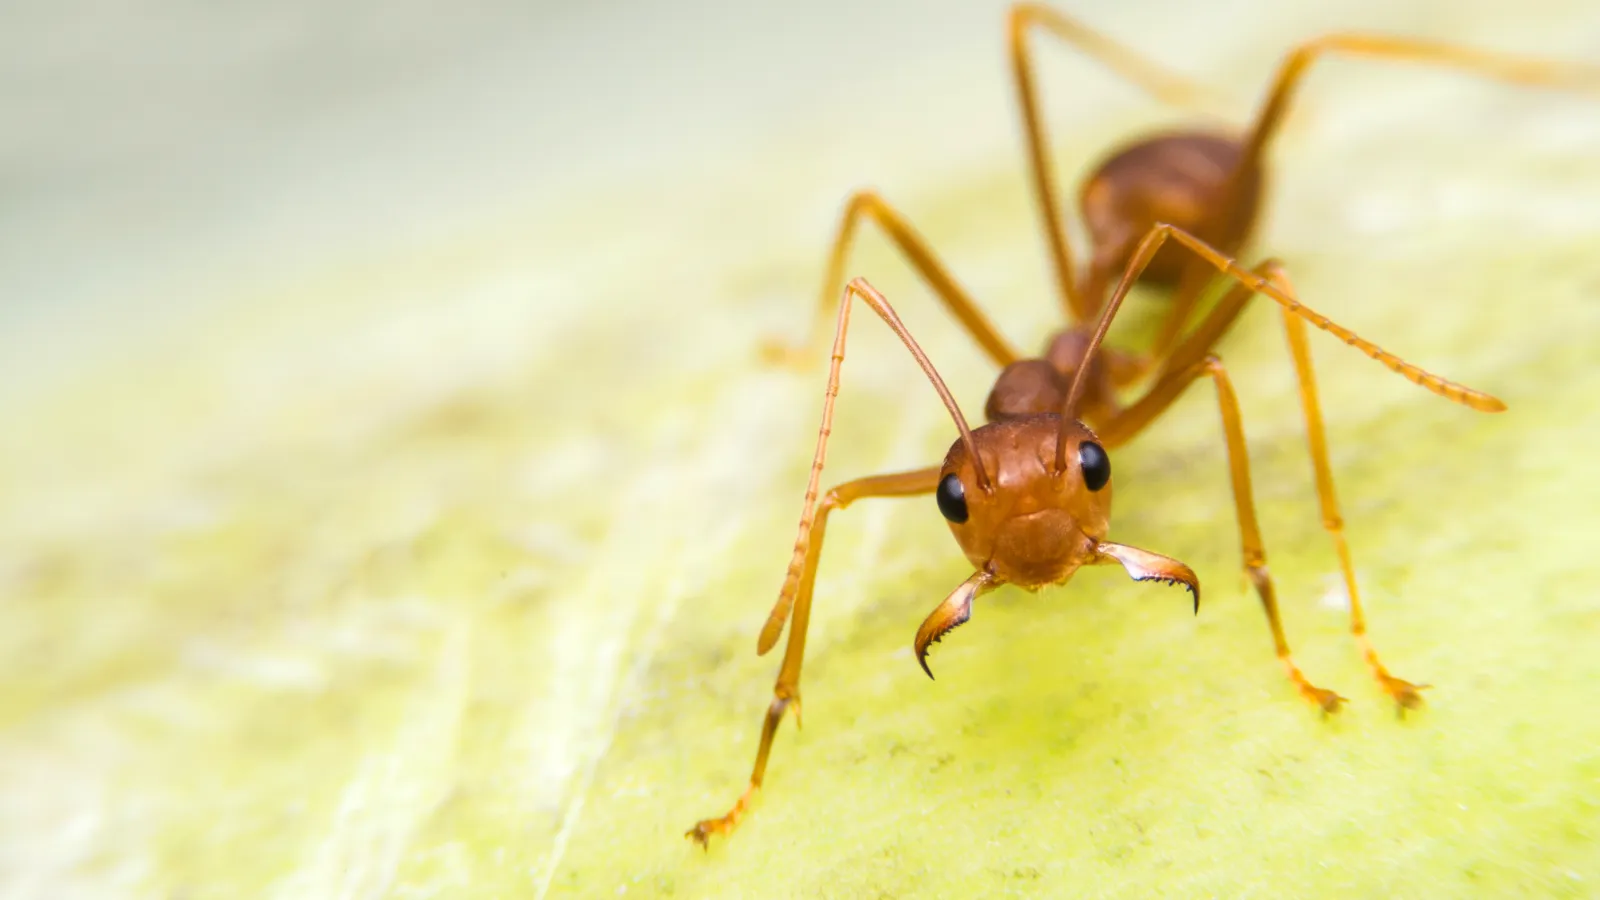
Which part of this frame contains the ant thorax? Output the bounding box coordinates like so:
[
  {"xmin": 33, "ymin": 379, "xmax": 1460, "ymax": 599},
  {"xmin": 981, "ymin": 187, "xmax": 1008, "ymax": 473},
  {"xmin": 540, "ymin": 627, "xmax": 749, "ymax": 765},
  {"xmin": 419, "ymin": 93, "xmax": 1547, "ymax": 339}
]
[{"xmin": 984, "ymin": 327, "xmax": 1131, "ymax": 427}]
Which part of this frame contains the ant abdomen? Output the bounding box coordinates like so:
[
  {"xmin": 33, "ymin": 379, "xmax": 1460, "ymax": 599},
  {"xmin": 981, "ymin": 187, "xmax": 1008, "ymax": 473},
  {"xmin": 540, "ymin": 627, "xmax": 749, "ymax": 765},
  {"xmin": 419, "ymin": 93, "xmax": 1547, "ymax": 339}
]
[{"xmin": 1080, "ymin": 131, "xmax": 1263, "ymax": 288}]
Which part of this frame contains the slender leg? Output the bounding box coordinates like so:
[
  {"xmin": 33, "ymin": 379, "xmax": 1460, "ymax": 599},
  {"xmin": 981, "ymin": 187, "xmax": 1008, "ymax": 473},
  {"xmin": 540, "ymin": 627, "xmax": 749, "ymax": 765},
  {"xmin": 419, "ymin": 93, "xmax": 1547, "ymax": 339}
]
[
  {"xmin": 765, "ymin": 190, "xmax": 1020, "ymax": 370},
  {"xmin": 689, "ymin": 467, "xmax": 940, "ymax": 848},
  {"xmin": 691, "ymin": 278, "xmax": 984, "ymax": 847},
  {"xmin": 1149, "ymin": 37, "xmax": 1600, "ymax": 363},
  {"xmin": 1008, "ymin": 2, "xmax": 1232, "ymax": 322},
  {"xmin": 1153, "ymin": 258, "xmax": 1432, "ymax": 709},
  {"xmin": 1279, "ymin": 285, "xmax": 1427, "ymax": 711},
  {"xmin": 1098, "ymin": 353, "xmax": 1346, "ymax": 712},
  {"xmin": 1157, "ymin": 36, "xmax": 1600, "ymax": 356},
  {"xmin": 1080, "ymin": 229, "xmax": 1500, "ymax": 710},
  {"xmin": 1229, "ymin": 33, "xmax": 1600, "ymax": 222}
]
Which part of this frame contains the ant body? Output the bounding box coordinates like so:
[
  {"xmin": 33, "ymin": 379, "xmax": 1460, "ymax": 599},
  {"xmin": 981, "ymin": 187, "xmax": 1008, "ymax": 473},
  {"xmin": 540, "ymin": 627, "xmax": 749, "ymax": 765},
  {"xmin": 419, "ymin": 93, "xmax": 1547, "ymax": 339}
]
[{"xmin": 690, "ymin": 4, "xmax": 1600, "ymax": 847}]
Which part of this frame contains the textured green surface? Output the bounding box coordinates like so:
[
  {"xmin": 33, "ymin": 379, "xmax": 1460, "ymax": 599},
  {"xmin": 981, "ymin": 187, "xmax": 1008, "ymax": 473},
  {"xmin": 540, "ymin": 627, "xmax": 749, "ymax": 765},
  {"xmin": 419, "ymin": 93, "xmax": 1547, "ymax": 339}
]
[{"xmin": 4, "ymin": 6, "xmax": 1600, "ymax": 899}]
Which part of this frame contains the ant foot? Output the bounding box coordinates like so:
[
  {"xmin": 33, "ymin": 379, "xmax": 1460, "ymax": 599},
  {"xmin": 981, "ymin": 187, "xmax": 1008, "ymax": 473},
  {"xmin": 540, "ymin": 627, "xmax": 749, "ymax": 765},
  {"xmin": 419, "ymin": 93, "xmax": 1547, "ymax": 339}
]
[
  {"xmin": 685, "ymin": 786, "xmax": 756, "ymax": 850},
  {"xmin": 1378, "ymin": 674, "xmax": 1430, "ymax": 715},
  {"xmin": 1299, "ymin": 682, "xmax": 1348, "ymax": 716},
  {"xmin": 685, "ymin": 815, "xmax": 732, "ymax": 851}
]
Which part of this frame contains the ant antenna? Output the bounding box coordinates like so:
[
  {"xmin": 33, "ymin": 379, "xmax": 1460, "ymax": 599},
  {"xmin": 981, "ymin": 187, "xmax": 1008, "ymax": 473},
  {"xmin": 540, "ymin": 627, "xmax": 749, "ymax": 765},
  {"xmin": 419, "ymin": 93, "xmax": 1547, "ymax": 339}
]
[
  {"xmin": 843, "ymin": 279, "xmax": 992, "ymax": 490},
  {"xmin": 1056, "ymin": 259, "xmax": 1133, "ymax": 472},
  {"xmin": 1058, "ymin": 222, "xmax": 1506, "ymax": 473}
]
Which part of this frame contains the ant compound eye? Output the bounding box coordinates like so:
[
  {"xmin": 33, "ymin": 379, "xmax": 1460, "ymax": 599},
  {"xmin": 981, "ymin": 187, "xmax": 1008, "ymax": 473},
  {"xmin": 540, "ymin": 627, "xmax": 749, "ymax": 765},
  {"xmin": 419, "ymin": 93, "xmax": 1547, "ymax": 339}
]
[
  {"xmin": 1079, "ymin": 441, "xmax": 1111, "ymax": 492},
  {"xmin": 936, "ymin": 473, "xmax": 969, "ymax": 524}
]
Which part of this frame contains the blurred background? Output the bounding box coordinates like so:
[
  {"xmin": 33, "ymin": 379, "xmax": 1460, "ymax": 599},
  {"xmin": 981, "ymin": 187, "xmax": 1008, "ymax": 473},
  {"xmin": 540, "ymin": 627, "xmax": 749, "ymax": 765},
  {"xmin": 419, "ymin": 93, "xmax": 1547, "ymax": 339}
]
[{"xmin": 3, "ymin": 1, "xmax": 1599, "ymax": 897}]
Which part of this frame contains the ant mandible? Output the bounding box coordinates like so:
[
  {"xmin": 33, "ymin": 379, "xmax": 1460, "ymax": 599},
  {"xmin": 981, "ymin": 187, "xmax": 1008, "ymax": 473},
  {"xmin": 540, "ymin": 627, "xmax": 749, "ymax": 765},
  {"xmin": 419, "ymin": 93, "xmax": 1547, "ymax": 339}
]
[{"xmin": 690, "ymin": 3, "xmax": 1600, "ymax": 848}]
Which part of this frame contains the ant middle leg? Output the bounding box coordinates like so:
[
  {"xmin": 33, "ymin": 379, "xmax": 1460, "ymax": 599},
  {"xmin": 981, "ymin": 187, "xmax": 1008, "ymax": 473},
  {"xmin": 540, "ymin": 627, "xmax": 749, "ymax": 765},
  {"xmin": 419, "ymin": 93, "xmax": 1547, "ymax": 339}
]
[
  {"xmin": 1079, "ymin": 224, "xmax": 1507, "ymax": 711},
  {"xmin": 764, "ymin": 190, "xmax": 1020, "ymax": 370},
  {"xmin": 1153, "ymin": 260, "xmax": 1429, "ymax": 709},
  {"xmin": 1098, "ymin": 353, "xmax": 1347, "ymax": 713}
]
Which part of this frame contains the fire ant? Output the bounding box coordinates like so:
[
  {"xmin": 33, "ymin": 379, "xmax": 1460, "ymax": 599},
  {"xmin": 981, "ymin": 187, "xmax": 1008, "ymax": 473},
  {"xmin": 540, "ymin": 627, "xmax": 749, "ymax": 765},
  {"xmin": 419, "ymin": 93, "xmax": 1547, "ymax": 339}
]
[{"xmin": 689, "ymin": 3, "xmax": 1600, "ymax": 848}]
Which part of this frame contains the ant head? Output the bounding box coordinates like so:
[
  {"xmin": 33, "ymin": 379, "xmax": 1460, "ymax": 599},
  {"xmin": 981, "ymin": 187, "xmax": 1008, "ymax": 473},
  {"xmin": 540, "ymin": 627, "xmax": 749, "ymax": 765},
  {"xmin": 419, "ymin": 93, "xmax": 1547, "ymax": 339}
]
[
  {"xmin": 934, "ymin": 414, "xmax": 1113, "ymax": 587},
  {"xmin": 913, "ymin": 412, "xmax": 1199, "ymax": 680}
]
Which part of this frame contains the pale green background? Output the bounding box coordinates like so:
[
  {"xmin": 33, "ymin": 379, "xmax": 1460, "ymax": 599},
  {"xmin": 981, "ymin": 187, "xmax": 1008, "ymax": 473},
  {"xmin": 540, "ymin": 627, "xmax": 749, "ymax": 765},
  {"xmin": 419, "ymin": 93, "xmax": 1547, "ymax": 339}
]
[{"xmin": 2, "ymin": 2, "xmax": 1599, "ymax": 898}]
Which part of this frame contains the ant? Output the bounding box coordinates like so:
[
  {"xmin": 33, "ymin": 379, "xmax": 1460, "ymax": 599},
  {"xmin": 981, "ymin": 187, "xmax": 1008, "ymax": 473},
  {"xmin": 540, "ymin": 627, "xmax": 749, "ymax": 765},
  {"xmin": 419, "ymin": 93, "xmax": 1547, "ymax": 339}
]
[{"xmin": 689, "ymin": 3, "xmax": 1600, "ymax": 848}]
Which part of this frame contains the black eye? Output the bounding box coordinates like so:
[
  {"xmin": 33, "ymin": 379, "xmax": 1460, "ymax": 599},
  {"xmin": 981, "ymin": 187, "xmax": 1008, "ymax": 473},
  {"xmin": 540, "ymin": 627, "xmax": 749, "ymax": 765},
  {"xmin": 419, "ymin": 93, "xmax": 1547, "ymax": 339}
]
[
  {"xmin": 1079, "ymin": 441, "xmax": 1110, "ymax": 491},
  {"xmin": 936, "ymin": 473, "xmax": 969, "ymax": 523}
]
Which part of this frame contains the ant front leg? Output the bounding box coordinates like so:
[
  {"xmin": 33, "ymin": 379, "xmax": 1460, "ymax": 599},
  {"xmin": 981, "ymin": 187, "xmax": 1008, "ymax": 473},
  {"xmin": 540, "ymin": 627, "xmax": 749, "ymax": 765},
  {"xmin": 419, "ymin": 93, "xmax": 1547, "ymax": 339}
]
[
  {"xmin": 689, "ymin": 467, "xmax": 940, "ymax": 848},
  {"xmin": 1099, "ymin": 354, "xmax": 1347, "ymax": 714},
  {"xmin": 691, "ymin": 278, "xmax": 986, "ymax": 848},
  {"xmin": 763, "ymin": 190, "xmax": 1020, "ymax": 371}
]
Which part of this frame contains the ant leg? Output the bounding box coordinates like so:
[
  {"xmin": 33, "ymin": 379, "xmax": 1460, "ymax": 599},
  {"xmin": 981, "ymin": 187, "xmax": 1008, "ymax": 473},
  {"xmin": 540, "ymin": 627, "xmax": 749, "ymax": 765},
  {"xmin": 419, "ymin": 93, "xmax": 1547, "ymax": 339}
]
[
  {"xmin": 765, "ymin": 190, "xmax": 1020, "ymax": 371},
  {"xmin": 1153, "ymin": 36, "xmax": 1600, "ymax": 357},
  {"xmin": 1008, "ymin": 3, "xmax": 1232, "ymax": 323},
  {"xmin": 1077, "ymin": 226, "xmax": 1506, "ymax": 709},
  {"xmin": 691, "ymin": 278, "xmax": 987, "ymax": 848},
  {"xmin": 1233, "ymin": 33, "xmax": 1600, "ymax": 201},
  {"xmin": 1099, "ymin": 354, "xmax": 1347, "ymax": 713},
  {"xmin": 689, "ymin": 466, "xmax": 939, "ymax": 848},
  {"xmin": 1154, "ymin": 257, "xmax": 1432, "ymax": 709},
  {"xmin": 1276, "ymin": 274, "xmax": 1428, "ymax": 711}
]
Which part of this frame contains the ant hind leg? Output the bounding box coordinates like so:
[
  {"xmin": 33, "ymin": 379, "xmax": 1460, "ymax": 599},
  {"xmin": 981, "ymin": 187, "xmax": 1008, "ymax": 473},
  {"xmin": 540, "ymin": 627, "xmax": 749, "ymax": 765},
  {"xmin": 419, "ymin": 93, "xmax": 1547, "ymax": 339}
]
[{"xmin": 1007, "ymin": 2, "xmax": 1232, "ymax": 322}]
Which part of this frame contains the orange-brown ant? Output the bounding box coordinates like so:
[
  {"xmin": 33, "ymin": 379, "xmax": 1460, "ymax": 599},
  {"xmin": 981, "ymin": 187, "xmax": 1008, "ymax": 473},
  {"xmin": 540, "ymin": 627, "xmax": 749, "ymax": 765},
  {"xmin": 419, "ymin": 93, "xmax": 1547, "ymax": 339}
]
[{"xmin": 689, "ymin": 3, "xmax": 1600, "ymax": 848}]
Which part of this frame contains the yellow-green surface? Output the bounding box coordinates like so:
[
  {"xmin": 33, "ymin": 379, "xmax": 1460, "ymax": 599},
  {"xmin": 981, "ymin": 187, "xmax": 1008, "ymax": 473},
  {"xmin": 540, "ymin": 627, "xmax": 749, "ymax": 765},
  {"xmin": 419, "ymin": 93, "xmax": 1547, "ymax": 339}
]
[{"xmin": 4, "ymin": 4, "xmax": 1600, "ymax": 899}]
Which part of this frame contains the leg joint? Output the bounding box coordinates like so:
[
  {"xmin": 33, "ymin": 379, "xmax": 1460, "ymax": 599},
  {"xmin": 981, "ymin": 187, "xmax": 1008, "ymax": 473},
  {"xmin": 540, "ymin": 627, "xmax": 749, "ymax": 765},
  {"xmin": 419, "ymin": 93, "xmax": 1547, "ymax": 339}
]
[{"xmin": 843, "ymin": 187, "xmax": 887, "ymax": 218}]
